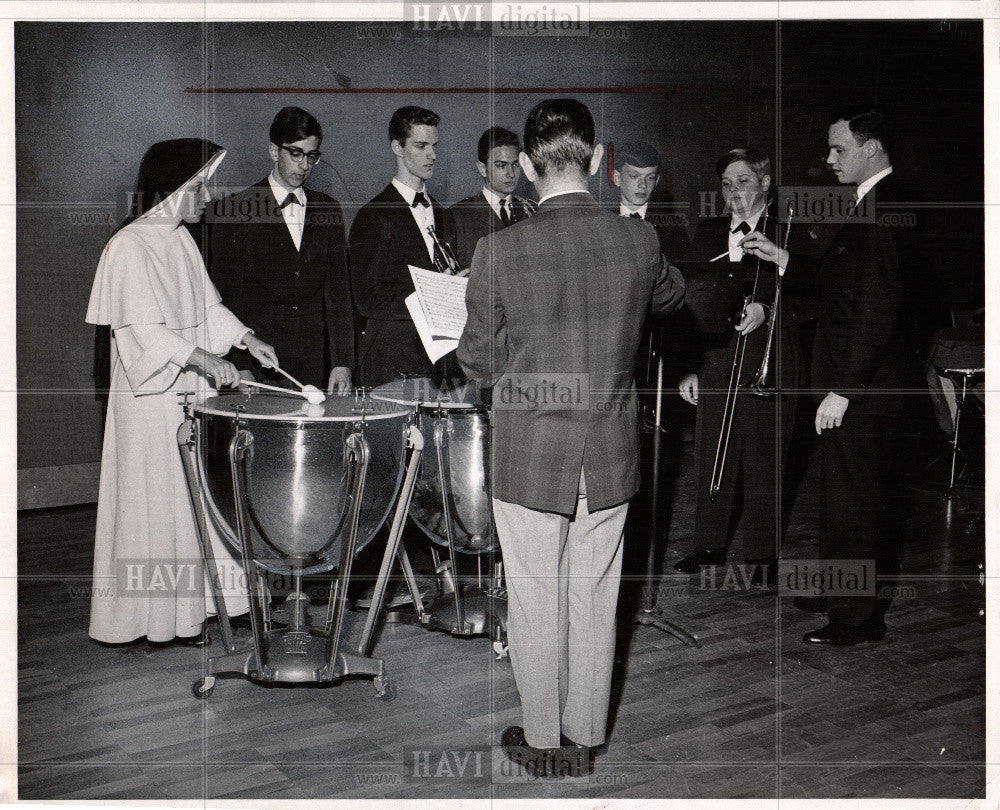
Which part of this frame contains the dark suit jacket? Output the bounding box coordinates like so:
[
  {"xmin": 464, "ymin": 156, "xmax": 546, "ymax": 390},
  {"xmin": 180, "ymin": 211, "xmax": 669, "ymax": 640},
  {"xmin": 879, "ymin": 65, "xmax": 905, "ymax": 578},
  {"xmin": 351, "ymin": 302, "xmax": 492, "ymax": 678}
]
[
  {"xmin": 796, "ymin": 175, "xmax": 905, "ymax": 411},
  {"xmin": 445, "ymin": 192, "xmax": 536, "ymax": 270},
  {"xmin": 207, "ymin": 180, "xmax": 353, "ymax": 387},
  {"xmin": 616, "ymin": 202, "xmax": 689, "ymax": 262},
  {"xmin": 686, "ymin": 211, "xmax": 781, "ymax": 386},
  {"xmin": 348, "ymin": 183, "xmax": 448, "ymax": 387},
  {"xmin": 457, "ymin": 192, "xmax": 685, "ymax": 515}
]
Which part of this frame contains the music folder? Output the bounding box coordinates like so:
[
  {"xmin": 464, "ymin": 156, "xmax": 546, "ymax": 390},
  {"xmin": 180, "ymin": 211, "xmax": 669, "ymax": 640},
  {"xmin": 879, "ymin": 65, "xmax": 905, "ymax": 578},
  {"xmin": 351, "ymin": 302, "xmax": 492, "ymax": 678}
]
[{"xmin": 406, "ymin": 264, "xmax": 468, "ymax": 362}]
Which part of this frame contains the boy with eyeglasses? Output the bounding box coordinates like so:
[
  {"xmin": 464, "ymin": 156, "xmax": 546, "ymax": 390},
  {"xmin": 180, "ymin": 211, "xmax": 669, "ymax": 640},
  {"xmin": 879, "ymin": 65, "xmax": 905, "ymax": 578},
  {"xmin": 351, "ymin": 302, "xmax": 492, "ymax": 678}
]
[{"xmin": 207, "ymin": 106, "xmax": 354, "ymax": 393}]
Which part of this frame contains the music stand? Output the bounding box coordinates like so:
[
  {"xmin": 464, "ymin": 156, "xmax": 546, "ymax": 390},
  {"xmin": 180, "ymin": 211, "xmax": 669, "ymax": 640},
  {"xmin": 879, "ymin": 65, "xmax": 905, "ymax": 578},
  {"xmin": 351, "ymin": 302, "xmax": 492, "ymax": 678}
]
[{"xmin": 634, "ymin": 321, "xmax": 700, "ymax": 648}]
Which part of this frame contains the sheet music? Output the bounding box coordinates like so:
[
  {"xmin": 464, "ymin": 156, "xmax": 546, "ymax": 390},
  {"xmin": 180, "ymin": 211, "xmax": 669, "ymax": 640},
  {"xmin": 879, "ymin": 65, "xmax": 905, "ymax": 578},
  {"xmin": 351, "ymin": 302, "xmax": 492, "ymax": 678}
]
[
  {"xmin": 408, "ymin": 264, "xmax": 468, "ymax": 340},
  {"xmin": 405, "ymin": 293, "xmax": 459, "ymax": 363}
]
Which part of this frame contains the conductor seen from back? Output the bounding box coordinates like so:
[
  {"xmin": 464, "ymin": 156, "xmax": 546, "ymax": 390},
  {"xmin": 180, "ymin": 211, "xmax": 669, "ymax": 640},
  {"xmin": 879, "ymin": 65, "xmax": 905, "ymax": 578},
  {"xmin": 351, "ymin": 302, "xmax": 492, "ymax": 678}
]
[{"xmin": 457, "ymin": 98, "xmax": 685, "ymax": 777}]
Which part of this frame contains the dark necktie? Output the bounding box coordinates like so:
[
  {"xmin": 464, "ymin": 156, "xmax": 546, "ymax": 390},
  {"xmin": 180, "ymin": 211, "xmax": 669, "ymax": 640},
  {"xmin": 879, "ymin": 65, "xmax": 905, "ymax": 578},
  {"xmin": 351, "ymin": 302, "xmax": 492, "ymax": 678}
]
[
  {"xmin": 629, "ymin": 211, "xmax": 643, "ymax": 219},
  {"xmin": 280, "ymin": 193, "xmax": 300, "ymax": 209},
  {"xmin": 412, "ymin": 192, "xmax": 430, "ymax": 208},
  {"xmin": 499, "ymin": 198, "xmax": 512, "ymax": 226},
  {"xmin": 732, "ymin": 220, "xmax": 750, "ymax": 235}
]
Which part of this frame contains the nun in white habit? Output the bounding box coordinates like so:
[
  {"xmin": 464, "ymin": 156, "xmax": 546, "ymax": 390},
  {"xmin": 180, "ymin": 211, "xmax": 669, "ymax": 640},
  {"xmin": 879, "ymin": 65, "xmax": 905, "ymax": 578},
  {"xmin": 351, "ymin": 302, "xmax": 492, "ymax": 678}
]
[{"xmin": 86, "ymin": 138, "xmax": 278, "ymax": 645}]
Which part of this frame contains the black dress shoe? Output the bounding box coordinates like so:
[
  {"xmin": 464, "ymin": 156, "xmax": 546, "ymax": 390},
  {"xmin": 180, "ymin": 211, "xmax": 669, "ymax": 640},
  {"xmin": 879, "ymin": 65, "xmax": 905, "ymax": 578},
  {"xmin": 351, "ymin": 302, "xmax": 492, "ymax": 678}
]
[
  {"xmin": 674, "ymin": 548, "xmax": 727, "ymax": 574},
  {"xmin": 557, "ymin": 735, "xmax": 594, "ymax": 777},
  {"xmin": 501, "ymin": 726, "xmax": 561, "ymax": 778},
  {"xmin": 793, "ymin": 596, "xmax": 829, "ymax": 614},
  {"xmin": 747, "ymin": 558, "xmax": 778, "ymax": 588},
  {"xmin": 209, "ymin": 613, "xmax": 253, "ymax": 630},
  {"xmin": 802, "ymin": 619, "xmax": 886, "ymax": 647},
  {"xmin": 228, "ymin": 612, "xmax": 253, "ymax": 630}
]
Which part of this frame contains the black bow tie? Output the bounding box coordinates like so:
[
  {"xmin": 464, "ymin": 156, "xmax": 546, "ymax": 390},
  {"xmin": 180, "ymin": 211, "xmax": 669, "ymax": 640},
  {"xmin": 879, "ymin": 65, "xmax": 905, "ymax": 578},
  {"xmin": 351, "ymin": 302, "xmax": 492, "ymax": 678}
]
[
  {"xmin": 732, "ymin": 221, "xmax": 751, "ymax": 235},
  {"xmin": 411, "ymin": 192, "xmax": 430, "ymax": 208},
  {"xmin": 280, "ymin": 193, "xmax": 301, "ymax": 209},
  {"xmin": 629, "ymin": 211, "xmax": 643, "ymax": 220}
]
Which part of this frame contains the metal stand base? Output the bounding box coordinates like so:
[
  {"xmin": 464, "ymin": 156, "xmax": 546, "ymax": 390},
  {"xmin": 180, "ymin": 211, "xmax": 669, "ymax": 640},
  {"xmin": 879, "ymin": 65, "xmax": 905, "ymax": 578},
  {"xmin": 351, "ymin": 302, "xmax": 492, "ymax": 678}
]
[
  {"xmin": 196, "ymin": 627, "xmax": 387, "ymax": 684},
  {"xmin": 635, "ymin": 607, "xmax": 701, "ymax": 647},
  {"xmin": 386, "ymin": 584, "xmax": 507, "ymax": 640}
]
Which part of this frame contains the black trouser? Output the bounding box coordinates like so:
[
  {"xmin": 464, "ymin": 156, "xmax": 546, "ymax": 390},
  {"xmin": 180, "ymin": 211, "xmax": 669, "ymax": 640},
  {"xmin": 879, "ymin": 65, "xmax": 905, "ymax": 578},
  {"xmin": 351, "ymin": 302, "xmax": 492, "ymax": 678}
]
[
  {"xmin": 820, "ymin": 408, "xmax": 899, "ymax": 626},
  {"xmin": 693, "ymin": 387, "xmax": 784, "ymax": 561}
]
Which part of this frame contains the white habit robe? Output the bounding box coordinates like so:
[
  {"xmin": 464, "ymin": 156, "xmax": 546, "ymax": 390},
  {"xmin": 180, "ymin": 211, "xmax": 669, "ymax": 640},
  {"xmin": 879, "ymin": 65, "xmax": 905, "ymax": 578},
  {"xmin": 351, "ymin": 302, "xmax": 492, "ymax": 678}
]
[{"xmin": 86, "ymin": 217, "xmax": 250, "ymax": 643}]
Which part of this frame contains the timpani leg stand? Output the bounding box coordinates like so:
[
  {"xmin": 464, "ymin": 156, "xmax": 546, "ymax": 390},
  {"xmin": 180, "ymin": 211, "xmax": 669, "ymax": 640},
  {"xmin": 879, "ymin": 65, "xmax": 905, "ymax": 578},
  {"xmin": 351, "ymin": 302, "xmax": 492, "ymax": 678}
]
[
  {"xmin": 357, "ymin": 426, "xmax": 429, "ymax": 654},
  {"xmin": 177, "ymin": 419, "xmax": 236, "ymax": 655},
  {"xmin": 384, "ymin": 418, "xmax": 508, "ymax": 640}
]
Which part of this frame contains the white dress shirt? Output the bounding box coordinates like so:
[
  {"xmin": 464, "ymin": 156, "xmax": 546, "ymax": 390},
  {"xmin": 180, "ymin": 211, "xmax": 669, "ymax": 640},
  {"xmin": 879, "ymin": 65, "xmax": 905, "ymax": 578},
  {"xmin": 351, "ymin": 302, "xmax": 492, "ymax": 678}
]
[
  {"xmin": 392, "ymin": 177, "xmax": 436, "ymax": 261},
  {"xmin": 482, "ymin": 185, "xmax": 515, "ymax": 221},
  {"xmin": 538, "ymin": 188, "xmax": 590, "ymax": 205},
  {"xmin": 268, "ymin": 173, "xmax": 306, "ymax": 251},
  {"xmin": 619, "ymin": 202, "xmax": 648, "ymax": 219},
  {"xmin": 728, "ymin": 206, "xmax": 766, "ymax": 262},
  {"xmin": 856, "ymin": 166, "xmax": 893, "ymax": 204}
]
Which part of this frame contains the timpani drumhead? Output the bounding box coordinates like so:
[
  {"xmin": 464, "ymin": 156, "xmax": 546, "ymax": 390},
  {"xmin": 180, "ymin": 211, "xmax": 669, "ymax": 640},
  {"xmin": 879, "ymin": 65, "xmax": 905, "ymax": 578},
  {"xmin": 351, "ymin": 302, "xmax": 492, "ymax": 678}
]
[{"xmin": 371, "ymin": 377, "xmax": 479, "ymax": 409}]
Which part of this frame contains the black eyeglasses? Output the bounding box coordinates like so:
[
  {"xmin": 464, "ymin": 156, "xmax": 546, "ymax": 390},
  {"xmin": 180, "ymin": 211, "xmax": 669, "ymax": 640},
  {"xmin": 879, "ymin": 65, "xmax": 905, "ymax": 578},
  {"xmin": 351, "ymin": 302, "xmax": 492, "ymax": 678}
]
[{"xmin": 280, "ymin": 145, "xmax": 322, "ymax": 165}]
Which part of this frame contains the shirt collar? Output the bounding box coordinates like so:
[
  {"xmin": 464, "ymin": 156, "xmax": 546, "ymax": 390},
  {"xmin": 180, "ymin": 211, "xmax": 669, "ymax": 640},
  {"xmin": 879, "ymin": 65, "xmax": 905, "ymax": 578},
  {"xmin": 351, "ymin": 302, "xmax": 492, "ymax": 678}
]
[
  {"xmin": 730, "ymin": 205, "xmax": 766, "ymax": 233},
  {"xmin": 392, "ymin": 177, "xmax": 425, "ymax": 206},
  {"xmin": 856, "ymin": 166, "xmax": 893, "ymax": 203},
  {"xmin": 620, "ymin": 202, "xmax": 648, "ymax": 218},
  {"xmin": 482, "ymin": 185, "xmax": 512, "ymax": 208},
  {"xmin": 538, "ymin": 188, "xmax": 591, "ymax": 205},
  {"xmin": 268, "ymin": 172, "xmax": 305, "ymax": 205}
]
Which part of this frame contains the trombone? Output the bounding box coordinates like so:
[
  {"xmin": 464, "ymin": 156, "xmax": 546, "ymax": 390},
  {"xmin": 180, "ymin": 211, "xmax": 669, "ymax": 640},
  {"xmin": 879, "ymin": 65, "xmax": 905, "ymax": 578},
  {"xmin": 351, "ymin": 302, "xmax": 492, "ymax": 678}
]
[
  {"xmin": 708, "ymin": 206, "xmax": 766, "ymax": 501},
  {"xmin": 708, "ymin": 202, "xmax": 795, "ymax": 500},
  {"xmin": 744, "ymin": 201, "xmax": 795, "ymax": 397},
  {"xmin": 708, "ymin": 291, "xmax": 756, "ymax": 501}
]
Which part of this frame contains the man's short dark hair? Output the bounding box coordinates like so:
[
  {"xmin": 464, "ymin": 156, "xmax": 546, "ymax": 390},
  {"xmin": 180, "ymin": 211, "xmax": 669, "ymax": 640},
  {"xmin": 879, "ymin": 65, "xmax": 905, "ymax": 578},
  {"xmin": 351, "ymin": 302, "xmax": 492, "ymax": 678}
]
[
  {"xmin": 389, "ymin": 106, "xmax": 440, "ymax": 144},
  {"xmin": 269, "ymin": 107, "xmax": 322, "ymax": 146},
  {"xmin": 616, "ymin": 140, "xmax": 660, "ymax": 171},
  {"xmin": 715, "ymin": 147, "xmax": 771, "ymax": 181},
  {"xmin": 477, "ymin": 126, "xmax": 520, "ymax": 164},
  {"xmin": 831, "ymin": 105, "xmax": 893, "ymax": 154},
  {"xmin": 523, "ymin": 98, "xmax": 595, "ymax": 177}
]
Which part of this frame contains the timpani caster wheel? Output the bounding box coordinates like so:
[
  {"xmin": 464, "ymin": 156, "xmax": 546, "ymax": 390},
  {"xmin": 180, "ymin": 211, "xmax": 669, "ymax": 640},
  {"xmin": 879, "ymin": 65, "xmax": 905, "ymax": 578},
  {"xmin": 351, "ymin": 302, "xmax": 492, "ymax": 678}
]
[
  {"xmin": 373, "ymin": 675, "xmax": 397, "ymax": 701},
  {"xmin": 192, "ymin": 676, "xmax": 216, "ymax": 700}
]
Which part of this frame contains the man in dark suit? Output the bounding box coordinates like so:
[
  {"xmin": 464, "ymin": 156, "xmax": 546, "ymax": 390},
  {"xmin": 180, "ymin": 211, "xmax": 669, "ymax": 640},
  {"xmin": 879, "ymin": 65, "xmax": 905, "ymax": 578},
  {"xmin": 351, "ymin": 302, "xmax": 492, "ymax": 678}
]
[
  {"xmin": 444, "ymin": 126, "xmax": 536, "ymax": 270},
  {"xmin": 458, "ymin": 99, "xmax": 684, "ymax": 777},
  {"xmin": 208, "ymin": 106, "xmax": 354, "ymax": 392},
  {"xmin": 349, "ymin": 106, "xmax": 453, "ymax": 388},
  {"xmin": 673, "ymin": 148, "xmax": 788, "ymax": 587},
  {"xmin": 743, "ymin": 107, "xmax": 905, "ymax": 646},
  {"xmin": 611, "ymin": 140, "xmax": 688, "ymax": 259}
]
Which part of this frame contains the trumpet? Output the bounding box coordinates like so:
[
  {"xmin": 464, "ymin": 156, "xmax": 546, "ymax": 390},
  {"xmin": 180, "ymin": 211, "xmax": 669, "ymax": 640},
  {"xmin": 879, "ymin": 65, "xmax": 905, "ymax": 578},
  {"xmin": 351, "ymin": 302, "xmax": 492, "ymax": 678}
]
[
  {"xmin": 427, "ymin": 225, "xmax": 463, "ymax": 275},
  {"xmin": 743, "ymin": 201, "xmax": 795, "ymax": 397}
]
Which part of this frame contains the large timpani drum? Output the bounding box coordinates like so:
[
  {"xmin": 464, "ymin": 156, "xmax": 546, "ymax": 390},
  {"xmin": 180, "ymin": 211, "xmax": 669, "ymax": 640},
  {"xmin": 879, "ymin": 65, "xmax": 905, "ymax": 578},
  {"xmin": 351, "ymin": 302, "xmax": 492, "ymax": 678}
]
[
  {"xmin": 192, "ymin": 392, "xmax": 411, "ymax": 576},
  {"xmin": 369, "ymin": 378, "xmax": 506, "ymax": 646},
  {"xmin": 371, "ymin": 379, "xmax": 496, "ymax": 554},
  {"xmin": 412, "ymin": 402, "xmax": 494, "ymax": 553},
  {"xmin": 179, "ymin": 390, "xmax": 422, "ymax": 698}
]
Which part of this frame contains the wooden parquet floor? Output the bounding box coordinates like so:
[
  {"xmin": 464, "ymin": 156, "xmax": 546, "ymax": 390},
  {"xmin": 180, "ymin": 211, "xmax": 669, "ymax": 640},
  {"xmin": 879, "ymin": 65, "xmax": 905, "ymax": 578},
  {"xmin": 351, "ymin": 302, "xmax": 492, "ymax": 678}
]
[{"xmin": 17, "ymin": 408, "xmax": 985, "ymax": 801}]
